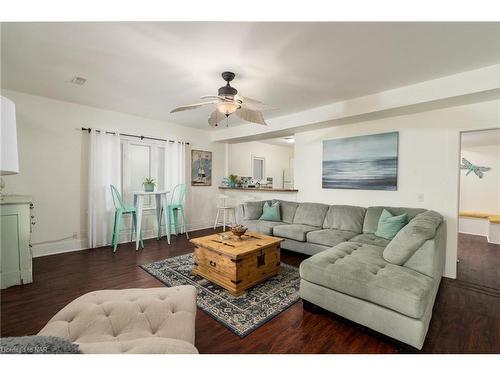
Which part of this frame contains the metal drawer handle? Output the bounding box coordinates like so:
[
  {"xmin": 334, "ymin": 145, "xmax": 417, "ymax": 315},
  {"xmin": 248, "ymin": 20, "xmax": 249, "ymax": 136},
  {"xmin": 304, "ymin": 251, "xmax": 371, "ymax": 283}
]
[{"xmin": 209, "ymin": 260, "xmax": 216, "ymax": 267}]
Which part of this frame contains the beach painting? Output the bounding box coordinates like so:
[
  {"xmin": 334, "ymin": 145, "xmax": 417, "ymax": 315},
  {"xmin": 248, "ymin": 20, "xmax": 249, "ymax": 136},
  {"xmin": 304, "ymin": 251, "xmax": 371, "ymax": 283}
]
[
  {"xmin": 191, "ymin": 149, "xmax": 212, "ymax": 186},
  {"xmin": 322, "ymin": 132, "xmax": 398, "ymax": 190}
]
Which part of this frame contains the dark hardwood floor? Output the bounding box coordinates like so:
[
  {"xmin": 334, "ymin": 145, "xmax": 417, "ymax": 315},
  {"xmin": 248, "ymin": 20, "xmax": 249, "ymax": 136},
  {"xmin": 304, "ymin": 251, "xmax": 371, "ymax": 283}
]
[
  {"xmin": 457, "ymin": 233, "xmax": 499, "ymax": 289},
  {"xmin": 1, "ymin": 229, "xmax": 498, "ymax": 353}
]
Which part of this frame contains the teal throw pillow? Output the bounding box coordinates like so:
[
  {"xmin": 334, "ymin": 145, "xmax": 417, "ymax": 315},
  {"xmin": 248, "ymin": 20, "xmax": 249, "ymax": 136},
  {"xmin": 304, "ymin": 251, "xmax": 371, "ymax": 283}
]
[
  {"xmin": 375, "ymin": 209, "xmax": 408, "ymax": 240},
  {"xmin": 259, "ymin": 201, "xmax": 281, "ymax": 222}
]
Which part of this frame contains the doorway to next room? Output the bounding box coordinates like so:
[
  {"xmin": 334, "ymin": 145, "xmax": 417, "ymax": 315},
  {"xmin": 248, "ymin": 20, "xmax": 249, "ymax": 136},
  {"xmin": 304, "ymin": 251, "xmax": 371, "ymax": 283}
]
[{"xmin": 457, "ymin": 128, "xmax": 500, "ymax": 290}]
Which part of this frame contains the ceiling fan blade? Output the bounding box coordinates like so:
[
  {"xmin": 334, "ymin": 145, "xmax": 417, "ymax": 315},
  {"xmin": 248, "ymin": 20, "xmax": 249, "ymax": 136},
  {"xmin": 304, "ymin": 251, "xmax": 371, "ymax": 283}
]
[
  {"xmin": 235, "ymin": 94, "xmax": 275, "ymax": 111},
  {"xmin": 236, "ymin": 107, "xmax": 268, "ymax": 126},
  {"xmin": 200, "ymin": 95, "xmax": 224, "ymax": 100},
  {"xmin": 170, "ymin": 100, "xmax": 219, "ymax": 113},
  {"xmin": 208, "ymin": 110, "xmax": 225, "ymax": 128},
  {"xmin": 201, "ymin": 95, "xmax": 235, "ymax": 103},
  {"xmin": 236, "ymin": 95, "xmax": 262, "ymax": 104},
  {"xmin": 241, "ymin": 102, "xmax": 276, "ymax": 111}
]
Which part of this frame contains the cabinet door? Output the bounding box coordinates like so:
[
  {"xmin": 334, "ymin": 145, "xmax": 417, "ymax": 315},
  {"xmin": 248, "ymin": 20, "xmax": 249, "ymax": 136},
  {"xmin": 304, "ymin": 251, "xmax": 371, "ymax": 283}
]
[{"xmin": 1, "ymin": 204, "xmax": 32, "ymax": 288}]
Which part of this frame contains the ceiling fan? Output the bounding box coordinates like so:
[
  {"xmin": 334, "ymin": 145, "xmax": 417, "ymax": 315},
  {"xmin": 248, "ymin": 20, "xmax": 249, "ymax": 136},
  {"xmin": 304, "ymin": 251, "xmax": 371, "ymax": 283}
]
[{"xmin": 170, "ymin": 71, "xmax": 272, "ymax": 128}]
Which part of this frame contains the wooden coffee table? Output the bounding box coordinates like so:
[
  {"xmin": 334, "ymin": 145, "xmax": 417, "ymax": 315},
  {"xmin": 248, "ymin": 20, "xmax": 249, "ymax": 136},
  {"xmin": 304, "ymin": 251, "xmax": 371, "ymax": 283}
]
[{"xmin": 190, "ymin": 231, "xmax": 283, "ymax": 296}]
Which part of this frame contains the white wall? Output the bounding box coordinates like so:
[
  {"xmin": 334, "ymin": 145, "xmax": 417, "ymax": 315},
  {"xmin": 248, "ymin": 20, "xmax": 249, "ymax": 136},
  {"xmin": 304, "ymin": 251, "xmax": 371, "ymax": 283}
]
[
  {"xmin": 1, "ymin": 89, "xmax": 225, "ymax": 257},
  {"xmin": 294, "ymin": 100, "xmax": 500, "ymax": 279},
  {"xmin": 227, "ymin": 141, "xmax": 293, "ymax": 188},
  {"xmin": 459, "ymin": 145, "xmax": 500, "ymax": 213}
]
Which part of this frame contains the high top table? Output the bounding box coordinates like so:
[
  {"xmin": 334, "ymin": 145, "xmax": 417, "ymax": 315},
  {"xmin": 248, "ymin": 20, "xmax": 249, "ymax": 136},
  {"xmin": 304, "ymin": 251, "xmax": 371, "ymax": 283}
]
[{"xmin": 132, "ymin": 190, "xmax": 170, "ymax": 249}]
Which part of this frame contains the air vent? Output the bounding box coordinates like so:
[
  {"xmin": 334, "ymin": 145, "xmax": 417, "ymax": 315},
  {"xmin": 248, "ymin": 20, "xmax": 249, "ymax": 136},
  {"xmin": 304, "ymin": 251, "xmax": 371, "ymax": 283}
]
[{"xmin": 71, "ymin": 76, "xmax": 87, "ymax": 85}]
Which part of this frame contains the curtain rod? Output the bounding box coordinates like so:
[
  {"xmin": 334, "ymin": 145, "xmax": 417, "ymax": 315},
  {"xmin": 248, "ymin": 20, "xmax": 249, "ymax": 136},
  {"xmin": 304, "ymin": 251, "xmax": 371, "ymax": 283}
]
[{"xmin": 80, "ymin": 127, "xmax": 190, "ymax": 145}]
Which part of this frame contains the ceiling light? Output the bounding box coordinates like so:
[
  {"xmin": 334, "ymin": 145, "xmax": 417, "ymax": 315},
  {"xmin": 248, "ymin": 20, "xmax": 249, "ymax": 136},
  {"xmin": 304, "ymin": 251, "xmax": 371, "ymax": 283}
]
[
  {"xmin": 216, "ymin": 101, "xmax": 240, "ymax": 116},
  {"xmin": 71, "ymin": 76, "xmax": 87, "ymax": 85}
]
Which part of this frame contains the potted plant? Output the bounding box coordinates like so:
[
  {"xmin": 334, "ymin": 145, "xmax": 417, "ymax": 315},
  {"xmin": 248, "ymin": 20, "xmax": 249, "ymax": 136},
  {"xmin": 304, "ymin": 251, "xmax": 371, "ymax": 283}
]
[
  {"xmin": 228, "ymin": 174, "xmax": 238, "ymax": 188},
  {"xmin": 143, "ymin": 177, "xmax": 156, "ymax": 192}
]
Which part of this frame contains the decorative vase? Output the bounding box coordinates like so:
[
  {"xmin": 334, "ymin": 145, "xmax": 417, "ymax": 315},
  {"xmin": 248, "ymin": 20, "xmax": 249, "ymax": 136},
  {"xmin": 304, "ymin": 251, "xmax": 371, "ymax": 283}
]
[
  {"xmin": 230, "ymin": 181, "xmax": 237, "ymax": 188},
  {"xmin": 144, "ymin": 183, "xmax": 155, "ymax": 192}
]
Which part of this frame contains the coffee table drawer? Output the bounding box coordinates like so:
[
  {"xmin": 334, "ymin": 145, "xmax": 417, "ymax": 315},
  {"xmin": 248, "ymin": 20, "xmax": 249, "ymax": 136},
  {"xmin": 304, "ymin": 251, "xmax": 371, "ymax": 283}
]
[{"xmin": 194, "ymin": 247, "xmax": 235, "ymax": 277}]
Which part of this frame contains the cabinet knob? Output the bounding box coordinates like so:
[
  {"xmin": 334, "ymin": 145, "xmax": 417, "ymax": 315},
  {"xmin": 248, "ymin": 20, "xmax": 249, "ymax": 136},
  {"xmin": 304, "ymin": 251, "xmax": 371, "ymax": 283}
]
[
  {"xmin": 31, "ymin": 222, "xmax": 36, "ymax": 225},
  {"xmin": 31, "ymin": 215, "xmax": 35, "ymax": 219}
]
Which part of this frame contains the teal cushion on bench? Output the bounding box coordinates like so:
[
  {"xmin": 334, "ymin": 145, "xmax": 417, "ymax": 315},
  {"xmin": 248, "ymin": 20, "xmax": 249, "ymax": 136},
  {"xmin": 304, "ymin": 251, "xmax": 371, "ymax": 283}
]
[
  {"xmin": 375, "ymin": 209, "xmax": 408, "ymax": 240},
  {"xmin": 259, "ymin": 201, "xmax": 281, "ymax": 222}
]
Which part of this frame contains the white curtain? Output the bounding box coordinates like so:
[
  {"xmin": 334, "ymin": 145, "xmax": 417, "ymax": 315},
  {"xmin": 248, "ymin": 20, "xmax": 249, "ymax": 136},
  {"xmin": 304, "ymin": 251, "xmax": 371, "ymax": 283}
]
[
  {"xmin": 163, "ymin": 141, "xmax": 186, "ymax": 198},
  {"xmin": 88, "ymin": 129, "xmax": 121, "ymax": 248}
]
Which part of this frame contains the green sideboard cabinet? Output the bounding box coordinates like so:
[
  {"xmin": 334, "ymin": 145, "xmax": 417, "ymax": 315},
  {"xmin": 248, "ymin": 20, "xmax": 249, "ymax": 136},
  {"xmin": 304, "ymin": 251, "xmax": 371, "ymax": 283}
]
[{"xmin": 1, "ymin": 195, "xmax": 34, "ymax": 289}]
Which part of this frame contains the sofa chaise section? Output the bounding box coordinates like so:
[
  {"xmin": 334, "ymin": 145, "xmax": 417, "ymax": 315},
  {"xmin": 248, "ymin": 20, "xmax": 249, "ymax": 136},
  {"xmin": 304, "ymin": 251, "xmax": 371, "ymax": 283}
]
[
  {"xmin": 299, "ymin": 242, "xmax": 434, "ymax": 319},
  {"xmin": 300, "ymin": 210, "xmax": 445, "ymax": 349},
  {"xmin": 237, "ymin": 200, "xmax": 446, "ymax": 348}
]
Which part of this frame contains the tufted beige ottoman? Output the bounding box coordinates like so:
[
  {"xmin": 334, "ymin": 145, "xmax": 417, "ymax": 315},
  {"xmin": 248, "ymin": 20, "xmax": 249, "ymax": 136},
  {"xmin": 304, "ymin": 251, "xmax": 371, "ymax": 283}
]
[{"xmin": 38, "ymin": 286, "xmax": 198, "ymax": 354}]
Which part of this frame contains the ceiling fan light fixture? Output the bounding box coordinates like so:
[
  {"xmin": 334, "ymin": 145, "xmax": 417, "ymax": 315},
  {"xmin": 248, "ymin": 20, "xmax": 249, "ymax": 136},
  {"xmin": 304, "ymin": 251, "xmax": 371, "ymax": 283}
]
[
  {"xmin": 170, "ymin": 71, "xmax": 271, "ymax": 127},
  {"xmin": 216, "ymin": 101, "xmax": 240, "ymax": 115}
]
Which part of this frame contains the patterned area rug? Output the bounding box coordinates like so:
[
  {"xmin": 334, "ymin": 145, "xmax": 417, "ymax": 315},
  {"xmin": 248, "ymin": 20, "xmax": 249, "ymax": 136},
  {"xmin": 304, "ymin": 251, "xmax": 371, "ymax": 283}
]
[{"xmin": 140, "ymin": 253, "xmax": 300, "ymax": 337}]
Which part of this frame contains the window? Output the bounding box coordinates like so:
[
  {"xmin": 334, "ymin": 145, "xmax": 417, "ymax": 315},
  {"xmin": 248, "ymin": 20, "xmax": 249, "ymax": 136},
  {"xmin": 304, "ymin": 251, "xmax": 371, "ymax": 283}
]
[
  {"xmin": 252, "ymin": 156, "xmax": 265, "ymax": 180},
  {"xmin": 121, "ymin": 138, "xmax": 165, "ymax": 207}
]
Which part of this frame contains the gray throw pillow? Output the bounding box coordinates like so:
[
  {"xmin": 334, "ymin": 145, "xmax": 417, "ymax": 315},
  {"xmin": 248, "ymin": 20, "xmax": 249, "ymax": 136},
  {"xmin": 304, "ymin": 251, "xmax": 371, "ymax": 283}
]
[
  {"xmin": 0, "ymin": 336, "xmax": 81, "ymax": 354},
  {"xmin": 243, "ymin": 201, "xmax": 265, "ymax": 220},
  {"xmin": 383, "ymin": 210, "xmax": 443, "ymax": 265}
]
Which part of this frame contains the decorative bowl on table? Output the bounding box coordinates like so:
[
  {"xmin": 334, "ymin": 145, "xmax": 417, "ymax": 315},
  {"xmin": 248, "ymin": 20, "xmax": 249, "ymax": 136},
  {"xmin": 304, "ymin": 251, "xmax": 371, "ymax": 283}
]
[{"xmin": 230, "ymin": 225, "xmax": 248, "ymax": 239}]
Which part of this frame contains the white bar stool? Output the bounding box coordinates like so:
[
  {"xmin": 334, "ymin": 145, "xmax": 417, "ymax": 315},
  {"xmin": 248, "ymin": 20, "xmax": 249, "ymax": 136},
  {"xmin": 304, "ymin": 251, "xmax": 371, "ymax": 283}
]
[{"xmin": 214, "ymin": 194, "xmax": 236, "ymax": 231}]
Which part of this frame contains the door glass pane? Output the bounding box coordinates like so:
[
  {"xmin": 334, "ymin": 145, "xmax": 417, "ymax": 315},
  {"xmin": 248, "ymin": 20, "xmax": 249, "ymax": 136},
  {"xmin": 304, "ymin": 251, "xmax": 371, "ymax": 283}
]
[
  {"xmin": 253, "ymin": 158, "xmax": 264, "ymax": 180},
  {"xmin": 129, "ymin": 144, "xmax": 151, "ymax": 204},
  {"xmin": 157, "ymin": 147, "xmax": 165, "ymax": 191}
]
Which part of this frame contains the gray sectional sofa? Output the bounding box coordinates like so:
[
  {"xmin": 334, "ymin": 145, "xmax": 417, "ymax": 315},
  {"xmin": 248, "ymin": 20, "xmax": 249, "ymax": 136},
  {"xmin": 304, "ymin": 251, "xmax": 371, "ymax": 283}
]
[{"xmin": 238, "ymin": 199, "xmax": 446, "ymax": 349}]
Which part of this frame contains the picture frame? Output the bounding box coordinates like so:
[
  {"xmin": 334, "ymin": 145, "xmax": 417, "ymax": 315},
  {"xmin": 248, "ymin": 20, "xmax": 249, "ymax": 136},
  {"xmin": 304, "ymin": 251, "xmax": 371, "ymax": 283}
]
[
  {"xmin": 322, "ymin": 132, "xmax": 399, "ymax": 190},
  {"xmin": 191, "ymin": 149, "xmax": 212, "ymax": 186}
]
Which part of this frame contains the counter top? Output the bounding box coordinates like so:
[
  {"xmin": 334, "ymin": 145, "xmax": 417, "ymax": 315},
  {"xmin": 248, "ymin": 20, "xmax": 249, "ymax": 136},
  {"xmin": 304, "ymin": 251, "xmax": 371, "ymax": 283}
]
[{"xmin": 218, "ymin": 187, "xmax": 298, "ymax": 192}]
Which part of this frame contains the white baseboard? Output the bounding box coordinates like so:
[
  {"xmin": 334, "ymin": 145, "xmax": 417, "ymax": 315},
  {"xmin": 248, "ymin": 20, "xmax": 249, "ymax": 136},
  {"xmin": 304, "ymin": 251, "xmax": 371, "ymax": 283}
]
[
  {"xmin": 32, "ymin": 221, "xmax": 215, "ymax": 258},
  {"xmin": 459, "ymin": 231, "xmax": 500, "ymax": 245},
  {"xmin": 458, "ymin": 230, "xmax": 484, "ymax": 236},
  {"xmin": 32, "ymin": 239, "xmax": 90, "ymax": 258},
  {"xmin": 458, "ymin": 217, "xmax": 500, "ymax": 245}
]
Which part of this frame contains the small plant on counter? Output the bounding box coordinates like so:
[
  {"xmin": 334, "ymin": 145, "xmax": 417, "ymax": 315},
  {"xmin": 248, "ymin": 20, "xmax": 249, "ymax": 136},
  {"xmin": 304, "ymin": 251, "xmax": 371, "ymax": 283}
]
[
  {"xmin": 228, "ymin": 174, "xmax": 238, "ymax": 188},
  {"xmin": 143, "ymin": 177, "xmax": 156, "ymax": 192}
]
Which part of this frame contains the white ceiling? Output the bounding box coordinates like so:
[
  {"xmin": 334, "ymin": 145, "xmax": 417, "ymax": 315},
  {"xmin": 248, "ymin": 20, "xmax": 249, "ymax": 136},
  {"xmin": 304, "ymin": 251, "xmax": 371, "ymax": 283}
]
[
  {"xmin": 462, "ymin": 129, "xmax": 500, "ymax": 148},
  {"xmin": 260, "ymin": 136, "xmax": 295, "ymax": 148},
  {"xmin": 2, "ymin": 22, "xmax": 499, "ymax": 129}
]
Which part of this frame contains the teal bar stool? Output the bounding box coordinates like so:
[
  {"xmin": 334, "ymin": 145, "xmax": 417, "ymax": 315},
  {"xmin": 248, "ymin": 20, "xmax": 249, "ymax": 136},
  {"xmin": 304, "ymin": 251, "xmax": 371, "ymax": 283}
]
[
  {"xmin": 160, "ymin": 183, "xmax": 189, "ymax": 239},
  {"xmin": 110, "ymin": 185, "xmax": 143, "ymax": 252}
]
